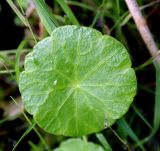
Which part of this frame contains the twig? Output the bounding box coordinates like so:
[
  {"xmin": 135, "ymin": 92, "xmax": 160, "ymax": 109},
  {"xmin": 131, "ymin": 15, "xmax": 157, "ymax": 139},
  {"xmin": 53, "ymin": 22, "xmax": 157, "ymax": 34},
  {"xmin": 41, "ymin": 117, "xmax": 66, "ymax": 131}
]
[
  {"xmin": 124, "ymin": 0, "xmax": 160, "ymax": 65},
  {"xmin": 125, "ymin": 0, "xmax": 160, "ymax": 146},
  {"xmin": 140, "ymin": 0, "xmax": 160, "ymax": 10}
]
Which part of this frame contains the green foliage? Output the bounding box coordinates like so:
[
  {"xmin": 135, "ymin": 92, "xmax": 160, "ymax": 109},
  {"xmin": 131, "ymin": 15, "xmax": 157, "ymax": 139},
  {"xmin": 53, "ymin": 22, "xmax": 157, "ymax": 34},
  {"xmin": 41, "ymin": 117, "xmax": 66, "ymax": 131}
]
[
  {"xmin": 154, "ymin": 64, "xmax": 160, "ymax": 132},
  {"xmin": 6, "ymin": 0, "xmax": 28, "ymax": 26},
  {"xmin": 19, "ymin": 25, "xmax": 136, "ymax": 136},
  {"xmin": 56, "ymin": 0, "xmax": 80, "ymax": 25},
  {"xmin": 33, "ymin": 0, "xmax": 58, "ymax": 34},
  {"xmin": 3, "ymin": 0, "xmax": 160, "ymax": 150},
  {"xmin": 54, "ymin": 138, "xmax": 105, "ymax": 151},
  {"xmin": 117, "ymin": 118, "xmax": 145, "ymax": 150},
  {"xmin": 96, "ymin": 133, "xmax": 112, "ymax": 151}
]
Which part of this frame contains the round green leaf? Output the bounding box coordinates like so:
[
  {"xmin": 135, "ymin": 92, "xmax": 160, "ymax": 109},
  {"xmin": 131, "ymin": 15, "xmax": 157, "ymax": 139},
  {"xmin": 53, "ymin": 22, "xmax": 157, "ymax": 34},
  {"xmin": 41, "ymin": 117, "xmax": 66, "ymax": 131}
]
[
  {"xmin": 54, "ymin": 138, "xmax": 105, "ymax": 151},
  {"xmin": 19, "ymin": 25, "xmax": 137, "ymax": 136}
]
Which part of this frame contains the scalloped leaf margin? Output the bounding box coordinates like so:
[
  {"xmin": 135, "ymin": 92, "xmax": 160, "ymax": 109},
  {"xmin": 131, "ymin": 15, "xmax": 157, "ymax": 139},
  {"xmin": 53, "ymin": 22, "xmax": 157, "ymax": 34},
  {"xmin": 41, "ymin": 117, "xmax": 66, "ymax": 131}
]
[{"xmin": 19, "ymin": 25, "xmax": 137, "ymax": 136}]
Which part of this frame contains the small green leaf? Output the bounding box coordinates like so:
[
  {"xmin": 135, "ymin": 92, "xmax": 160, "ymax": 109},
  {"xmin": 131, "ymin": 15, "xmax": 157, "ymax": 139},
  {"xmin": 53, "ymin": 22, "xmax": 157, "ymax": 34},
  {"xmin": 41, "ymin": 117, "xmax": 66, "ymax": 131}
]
[
  {"xmin": 54, "ymin": 138, "xmax": 105, "ymax": 151},
  {"xmin": 19, "ymin": 25, "xmax": 137, "ymax": 136}
]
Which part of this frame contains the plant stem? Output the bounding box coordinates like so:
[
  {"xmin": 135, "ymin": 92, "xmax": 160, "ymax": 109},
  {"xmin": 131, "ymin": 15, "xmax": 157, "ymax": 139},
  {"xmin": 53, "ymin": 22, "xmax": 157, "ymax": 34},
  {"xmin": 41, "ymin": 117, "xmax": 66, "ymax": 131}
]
[
  {"xmin": 125, "ymin": 0, "xmax": 160, "ymax": 146},
  {"xmin": 124, "ymin": 0, "xmax": 159, "ymax": 64},
  {"xmin": 6, "ymin": 0, "xmax": 37, "ymax": 43}
]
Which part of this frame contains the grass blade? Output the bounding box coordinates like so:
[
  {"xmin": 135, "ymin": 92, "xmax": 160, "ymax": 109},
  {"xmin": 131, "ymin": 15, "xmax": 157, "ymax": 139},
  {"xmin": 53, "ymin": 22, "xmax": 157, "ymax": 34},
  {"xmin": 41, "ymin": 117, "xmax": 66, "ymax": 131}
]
[
  {"xmin": 12, "ymin": 121, "xmax": 36, "ymax": 151},
  {"xmin": 0, "ymin": 49, "xmax": 31, "ymax": 55},
  {"xmin": 116, "ymin": 0, "xmax": 120, "ymax": 15},
  {"xmin": 90, "ymin": 11, "xmax": 101, "ymax": 27},
  {"xmin": 135, "ymin": 63, "xmax": 160, "ymax": 147},
  {"xmin": 132, "ymin": 105, "xmax": 152, "ymax": 130},
  {"xmin": 117, "ymin": 118, "xmax": 145, "ymax": 151},
  {"xmin": 7, "ymin": 0, "xmax": 37, "ymax": 42},
  {"xmin": 0, "ymin": 70, "xmax": 15, "ymax": 74},
  {"xmin": 96, "ymin": 133, "xmax": 112, "ymax": 151},
  {"xmin": 138, "ymin": 84, "xmax": 155, "ymax": 94},
  {"xmin": 142, "ymin": 63, "xmax": 160, "ymax": 140},
  {"xmin": 33, "ymin": 0, "xmax": 58, "ymax": 34},
  {"xmin": 15, "ymin": 40, "xmax": 27, "ymax": 83},
  {"xmin": 29, "ymin": 141, "xmax": 44, "ymax": 151},
  {"xmin": 10, "ymin": 97, "xmax": 50, "ymax": 150},
  {"xmin": 0, "ymin": 54, "xmax": 15, "ymax": 67},
  {"xmin": 6, "ymin": 0, "xmax": 28, "ymax": 26},
  {"xmin": 56, "ymin": 0, "xmax": 80, "ymax": 25},
  {"xmin": 66, "ymin": 1, "xmax": 95, "ymax": 11},
  {"xmin": 154, "ymin": 64, "xmax": 160, "ymax": 130},
  {"xmin": 120, "ymin": 0, "xmax": 160, "ymax": 27}
]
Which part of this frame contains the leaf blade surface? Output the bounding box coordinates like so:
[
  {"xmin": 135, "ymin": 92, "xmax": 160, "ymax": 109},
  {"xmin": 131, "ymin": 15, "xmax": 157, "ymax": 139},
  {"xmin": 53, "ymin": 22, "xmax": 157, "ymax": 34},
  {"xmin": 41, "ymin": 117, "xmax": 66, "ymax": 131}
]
[{"xmin": 19, "ymin": 25, "xmax": 137, "ymax": 136}]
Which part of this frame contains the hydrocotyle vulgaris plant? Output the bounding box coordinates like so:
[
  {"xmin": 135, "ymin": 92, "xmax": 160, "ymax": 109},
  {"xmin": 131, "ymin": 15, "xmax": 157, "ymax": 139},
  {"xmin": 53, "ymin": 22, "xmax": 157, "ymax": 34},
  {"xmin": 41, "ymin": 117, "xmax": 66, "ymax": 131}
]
[{"xmin": 19, "ymin": 25, "xmax": 137, "ymax": 137}]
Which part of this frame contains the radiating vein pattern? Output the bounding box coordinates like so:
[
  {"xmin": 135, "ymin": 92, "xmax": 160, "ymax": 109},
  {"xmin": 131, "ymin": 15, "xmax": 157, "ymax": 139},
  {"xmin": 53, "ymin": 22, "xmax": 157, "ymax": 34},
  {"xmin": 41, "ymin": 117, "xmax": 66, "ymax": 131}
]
[{"xmin": 19, "ymin": 25, "xmax": 137, "ymax": 136}]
